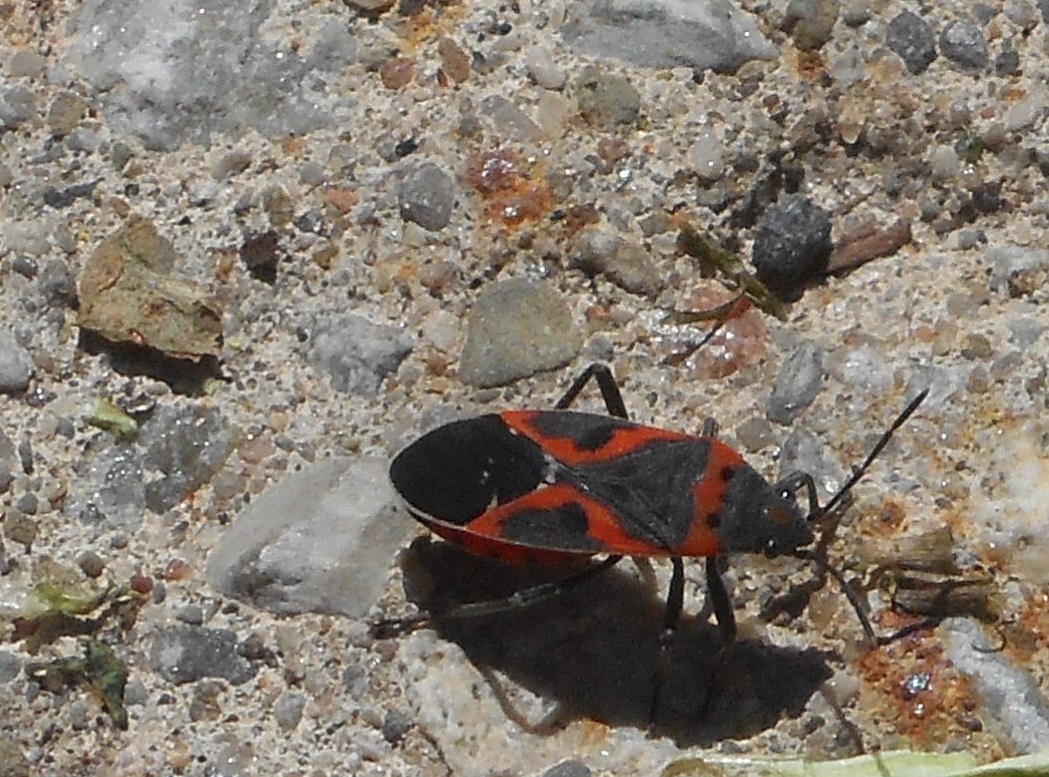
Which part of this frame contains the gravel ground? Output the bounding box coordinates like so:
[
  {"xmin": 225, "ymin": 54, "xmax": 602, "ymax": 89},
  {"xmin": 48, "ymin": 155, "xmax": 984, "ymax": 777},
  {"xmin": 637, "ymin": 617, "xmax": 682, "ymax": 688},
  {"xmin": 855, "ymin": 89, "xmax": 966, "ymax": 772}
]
[{"xmin": 3, "ymin": 1, "xmax": 1049, "ymax": 775}]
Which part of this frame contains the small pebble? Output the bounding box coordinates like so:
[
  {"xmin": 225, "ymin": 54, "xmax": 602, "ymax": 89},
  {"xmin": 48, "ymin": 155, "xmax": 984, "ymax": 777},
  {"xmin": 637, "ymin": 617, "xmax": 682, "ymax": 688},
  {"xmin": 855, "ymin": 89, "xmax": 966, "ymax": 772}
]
[
  {"xmin": 886, "ymin": 10, "xmax": 937, "ymax": 74},
  {"xmin": 275, "ymin": 691, "xmax": 307, "ymax": 731},
  {"xmin": 735, "ymin": 416, "xmax": 776, "ymax": 452},
  {"xmin": 459, "ymin": 277, "xmax": 583, "ymax": 387},
  {"xmin": 47, "ymin": 91, "xmax": 87, "ymax": 137},
  {"xmin": 784, "ymin": 0, "xmax": 839, "ymax": 51},
  {"xmin": 15, "ymin": 492, "xmax": 38, "ymax": 515},
  {"xmin": 381, "ymin": 709, "xmax": 412, "ymax": 744},
  {"xmin": 0, "ymin": 333, "xmax": 32, "ymax": 394},
  {"xmin": 574, "ymin": 65, "xmax": 641, "ymax": 128},
  {"xmin": 767, "ymin": 341, "xmax": 825, "ymax": 425},
  {"xmin": 176, "ymin": 604, "xmax": 205, "ymax": 625},
  {"xmin": 7, "ymin": 49, "xmax": 47, "ymax": 78},
  {"xmin": 527, "ymin": 47, "xmax": 566, "ymax": 90},
  {"xmin": 380, "ymin": 57, "xmax": 414, "ymax": 90},
  {"xmin": 542, "ymin": 760, "xmax": 592, "ymax": 777},
  {"xmin": 437, "ymin": 38, "xmax": 470, "ymax": 82},
  {"xmin": 0, "ymin": 650, "xmax": 23, "ymax": 683},
  {"xmin": 750, "ymin": 195, "xmax": 832, "ymax": 293},
  {"xmin": 78, "ymin": 550, "xmax": 105, "ymax": 578},
  {"xmin": 399, "ymin": 162, "xmax": 455, "ymax": 231},
  {"xmin": 3, "ymin": 510, "xmax": 36, "ymax": 549},
  {"xmin": 939, "ymin": 20, "xmax": 989, "ymax": 72}
]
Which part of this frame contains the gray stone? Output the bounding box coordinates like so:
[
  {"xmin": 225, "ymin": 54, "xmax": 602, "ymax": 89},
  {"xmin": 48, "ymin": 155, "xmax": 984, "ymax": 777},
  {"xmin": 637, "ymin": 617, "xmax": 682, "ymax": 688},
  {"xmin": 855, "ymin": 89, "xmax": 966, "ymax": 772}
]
[
  {"xmin": 64, "ymin": 2, "xmax": 358, "ymax": 150},
  {"xmin": 767, "ymin": 341, "xmax": 825, "ymax": 425},
  {"xmin": 543, "ymin": 760, "xmax": 593, "ymax": 777},
  {"xmin": 784, "ymin": 0, "xmax": 839, "ymax": 51},
  {"xmin": 562, "ymin": 0, "xmax": 776, "ymax": 73},
  {"xmin": 307, "ymin": 314, "xmax": 412, "ymax": 396},
  {"xmin": 940, "ymin": 20, "xmax": 989, "ymax": 73},
  {"xmin": 0, "ymin": 85, "xmax": 37, "ymax": 129},
  {"xmin": 150, "ymin": 625, "xmax": 257, "ymax": 685},
  {"xmin": 569, "ymin": 228, "xmax": 661, "ymax": 297},
  {"xmin": 574, "ymin": 66, "xmax": 641, "ymax": 128},
  {"xmin": 942, "ymin": 617, "xmax": 1049, "ymax": 754},
  {"xmin": 399, "ymin": 162, "xmax": 455, "ymax": 231},
  {"xmin": 479, "ymin": 95, "xmax": 544, "ymax": 142},
  {"xmin": 141, "ymin": 405, "xmax": 236, "ymax": 513},
  {"xmin": 886, "ymin": 10, "xmax": 936, "ymax": 75},
  {"xmin": 0, "ymin": 334, "xmax": 32, "ymax": 394},
  {"xmin": 275, "ymin": 691, "xmax": 306, "ymax": 730},
  {"xmin": 0, "ymin": 650, "xmax": 22, "ymax": 683},
  {"xmin": 206, "ymin": 457, "xmax": 415, "ymax": 618},
  {"xmin": 459, "ymin": 278, "xmax": 582, "ymax": 388}
]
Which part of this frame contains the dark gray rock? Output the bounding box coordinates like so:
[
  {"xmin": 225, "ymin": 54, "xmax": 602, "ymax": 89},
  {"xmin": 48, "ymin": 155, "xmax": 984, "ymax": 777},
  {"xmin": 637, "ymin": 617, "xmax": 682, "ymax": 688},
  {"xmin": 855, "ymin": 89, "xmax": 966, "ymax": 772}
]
[
  {"xmin": 886, "ymin": 10, "xmax": 936, "ymax": 75},
  {"xmin": 141, "ymin": 405, "xmax": 236, "ymax": 513},
  {"xmin": 939, "ymin": 20, "xmax": 988, "ymax": 72},
  {"xmin": 150, "ymin": 625, "xmax": 257, "ymax": 685},
  {"xmin": 542, "ymin": 760, "xmax": 593, "ymax": 777},
  {"xmin": 399, "ymin": 162, "xmax": 456, "ymax": 231},
  {"xmin": 750, "ymin": 195, "xmax": 832, "ymax": 293}
]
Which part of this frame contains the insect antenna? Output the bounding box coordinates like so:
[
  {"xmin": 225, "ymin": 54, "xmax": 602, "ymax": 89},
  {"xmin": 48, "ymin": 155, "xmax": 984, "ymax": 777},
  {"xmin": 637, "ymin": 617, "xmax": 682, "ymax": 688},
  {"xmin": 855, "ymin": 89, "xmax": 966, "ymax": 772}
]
[
  {"xmin": 794, "ymin": 388, "xmax": 929, "ymax": 645},
  {"xmin": 814, "ymin": 388, "xmax": 929, "ymax": 523}
]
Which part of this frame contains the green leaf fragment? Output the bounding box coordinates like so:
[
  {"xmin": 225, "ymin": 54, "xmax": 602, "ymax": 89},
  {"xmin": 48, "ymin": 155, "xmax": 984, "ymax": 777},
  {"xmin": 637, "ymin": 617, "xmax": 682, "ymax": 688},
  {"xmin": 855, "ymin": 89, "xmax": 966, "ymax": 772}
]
[
  {"xmin": 26, "ymin": 640, "xmax": 129, "ymax": 730},
  {"xmin": 26, "ymin": 580, "xmax": 113, "ymax": 617},
  {"xmin": 88, "ymin": 399, "xmax": 138, "ymax": 441},
  {"xmin": 676, "ymin": 223, "xmax": 791, "ymax": 321}
]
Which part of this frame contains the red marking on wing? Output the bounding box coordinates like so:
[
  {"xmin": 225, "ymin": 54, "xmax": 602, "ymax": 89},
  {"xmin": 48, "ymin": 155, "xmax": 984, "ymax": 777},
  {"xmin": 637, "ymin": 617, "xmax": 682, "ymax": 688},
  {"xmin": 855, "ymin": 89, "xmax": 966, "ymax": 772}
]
[
  {"xmin": 676, "ymin": 438, "xmax": 744, "ymax": 556},
  {"xmin": 502, "ymin": 410, "xmax": 691, "ymax": 465},
  {"xmin": 424, "ymin": 520, "xmax": 581, "ymax": 566},
  {"xmin": 423, "ymin": 482, "xmax": 681, "ymax": 560}
]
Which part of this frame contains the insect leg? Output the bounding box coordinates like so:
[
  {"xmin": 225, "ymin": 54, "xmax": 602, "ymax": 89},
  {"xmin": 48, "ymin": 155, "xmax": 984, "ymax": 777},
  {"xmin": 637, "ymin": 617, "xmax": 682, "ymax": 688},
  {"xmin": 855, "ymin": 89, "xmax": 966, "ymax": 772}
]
[
  {"xmin": 705, "ymin": 555, "xmax": 737, "ymax": 642},
  {"xmin": 649, "ymin": 556, "xmax": 685, "ymax": 727},
  {"xmin": 554, "ymin": 363, "xmax": 629, "ymax": 419},
  {"xmin": 371, "ymin": 555, "xmax": 624, "ymax": 637},
  {"xmin": 775, "ymin": 471, "xmax": 822, "ymax": 515}
]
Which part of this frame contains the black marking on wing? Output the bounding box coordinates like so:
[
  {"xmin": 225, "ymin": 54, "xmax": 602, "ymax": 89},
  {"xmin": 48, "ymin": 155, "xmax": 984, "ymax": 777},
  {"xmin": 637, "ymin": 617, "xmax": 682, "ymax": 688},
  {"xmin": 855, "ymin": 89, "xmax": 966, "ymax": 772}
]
[
  {"xmin": 390, "ymin": 415, "xmax": 547, "ymax": 526},
  {"xmin": 526, "ymin": 411, "xmax": 635, "ymax": 451},
  {"xmin": 500, "ymin": 502, "xmax": 603, "ymax": 551}
]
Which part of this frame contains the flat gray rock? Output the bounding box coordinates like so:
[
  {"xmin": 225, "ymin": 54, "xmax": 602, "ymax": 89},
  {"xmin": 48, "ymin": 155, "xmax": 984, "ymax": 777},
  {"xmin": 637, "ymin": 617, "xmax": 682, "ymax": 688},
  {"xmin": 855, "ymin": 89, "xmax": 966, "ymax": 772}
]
[
  {"xmin": 563, "ymin": 0, "xmax": 776, "ymax": 73},
  {"xmin": 458, "ymin": 278, "xmax": 582, "ymax": 388},
  {"xmin": 206, "ymin": 457, "xmax": 415, "ymax": 618}
]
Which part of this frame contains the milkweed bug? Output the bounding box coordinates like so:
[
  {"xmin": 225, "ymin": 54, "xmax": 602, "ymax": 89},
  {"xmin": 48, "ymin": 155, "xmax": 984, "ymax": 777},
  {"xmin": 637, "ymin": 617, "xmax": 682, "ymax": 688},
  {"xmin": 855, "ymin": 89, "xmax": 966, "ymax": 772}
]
[{"xmin": 376, "ymin": 363, "xmax": 928, "ymax": 724}]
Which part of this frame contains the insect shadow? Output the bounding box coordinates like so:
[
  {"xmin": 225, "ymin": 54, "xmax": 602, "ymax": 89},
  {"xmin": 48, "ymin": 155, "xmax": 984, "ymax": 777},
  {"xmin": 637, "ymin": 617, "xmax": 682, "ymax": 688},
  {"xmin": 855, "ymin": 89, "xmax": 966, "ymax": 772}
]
[{"xmin": 399, "ymin": 538, "xmax": 833, "ymax": 746}]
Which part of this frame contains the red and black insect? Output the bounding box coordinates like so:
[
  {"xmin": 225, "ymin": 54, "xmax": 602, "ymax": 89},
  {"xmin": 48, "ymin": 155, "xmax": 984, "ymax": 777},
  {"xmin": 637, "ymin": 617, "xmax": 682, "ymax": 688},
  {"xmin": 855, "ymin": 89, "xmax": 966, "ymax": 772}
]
[{"xmin": 379, "ymin": 363, "xmax": 927, "ymax": 721}]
